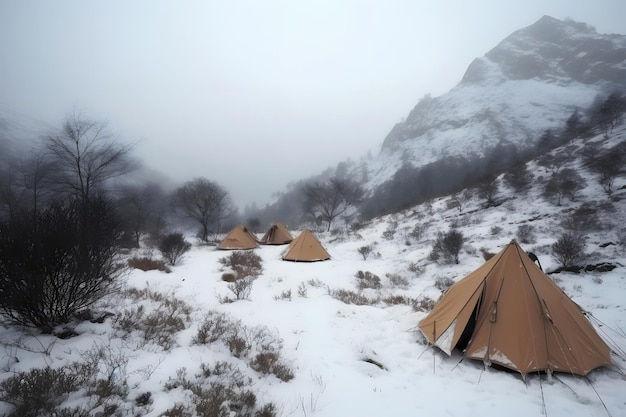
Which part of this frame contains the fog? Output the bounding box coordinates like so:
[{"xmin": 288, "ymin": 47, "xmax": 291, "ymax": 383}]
[{"xmin": 1, "ymin": 0, "xmax": 624, "ymax": 208}]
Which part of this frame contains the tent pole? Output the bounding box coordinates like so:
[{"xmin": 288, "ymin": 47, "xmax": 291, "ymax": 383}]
[{"xmin": 433, "ymin": 321, "xmax": 436, "ymax": 375}]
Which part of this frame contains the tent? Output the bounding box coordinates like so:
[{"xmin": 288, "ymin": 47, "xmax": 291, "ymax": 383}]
[
  {"xmin": 418, "ymin": 240, "xmax": 611, "ymax": 376},
  {"xmin": 282, "ymin": 229, "xmax": 330, "ymax": 262},
  {"xmin": 217, "ymin": 224, "xmax": 259, "ymax": 250},
  {"xmin": 260, "ymin": 222, "xmax": 293, "ymax": 245}
]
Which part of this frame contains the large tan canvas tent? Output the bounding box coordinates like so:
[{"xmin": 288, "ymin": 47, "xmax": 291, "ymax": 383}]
[
  {"xmin": 217, "ymin": 224, "xmax": 259, "ymax": 250},
  {"xmin": 419, "ymin": 240, "xmax": 611, "ymax": 376},
  {"xmin": 260, "ymin": 222, "xmax": 293, "ymax": 245},
  {"xmin": 282, "ymin": 229, "xmax": 330, "ymax": 262}
]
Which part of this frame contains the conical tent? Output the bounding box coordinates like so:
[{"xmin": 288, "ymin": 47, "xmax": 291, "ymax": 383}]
[
  {"xmin": 419, "ymin": 240, "xmax": 611, "ymax": 376},
  {"xmin": 260, "ymin": 222, "xmax": 293, "ymax": 245},
  {"xmin": 282, "ymin": 229, "xmax": 330, "ymax": 262},
  {"xmin": 217, "ymin": 224, "xmax": 259, "ymax": 250}
]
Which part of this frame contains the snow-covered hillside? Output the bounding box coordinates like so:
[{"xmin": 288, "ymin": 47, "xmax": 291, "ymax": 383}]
[
  {"xmin": 1, "ymin": 123, "xmax": 624, "ymax": 416},
  {"xmin": 363, "ymin": 16, "xmax": 626, "ymax": 192}
]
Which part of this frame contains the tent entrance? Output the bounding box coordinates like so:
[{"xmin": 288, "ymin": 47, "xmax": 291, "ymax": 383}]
[{"xmin": 456, "ymin": 302, "xmax": 479, "ymax": 352}]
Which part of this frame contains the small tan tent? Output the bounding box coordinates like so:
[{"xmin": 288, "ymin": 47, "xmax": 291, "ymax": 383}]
[
  {"xmin": 419, "ymin": 240, "xmax": 611, "ymax": 376},
  {"xmin": 282, "ymin": 229, "xmax": 330, "ymax": 262},
  {"xmin": 260, "ymin": 222, "xmax": 293, "ymax": 245},
  {"xmin": 217, "ymin": 224, "xmax": 259, "ymax": 250}
]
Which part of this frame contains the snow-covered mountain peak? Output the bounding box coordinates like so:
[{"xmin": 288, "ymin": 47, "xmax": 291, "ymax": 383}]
[{"xmin": 370, "ymin": 16, "xmax": 626, "ymax": 192}]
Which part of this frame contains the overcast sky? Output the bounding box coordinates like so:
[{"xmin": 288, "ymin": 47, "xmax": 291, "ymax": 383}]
[{"xmin": 1, "ymin": 1, "xmax": 624, "ymax": 208}]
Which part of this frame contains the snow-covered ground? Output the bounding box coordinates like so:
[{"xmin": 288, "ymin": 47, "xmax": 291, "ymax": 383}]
[{"xmin": 1, "ymin": 129, "xmax": 625, "ymax": 417}]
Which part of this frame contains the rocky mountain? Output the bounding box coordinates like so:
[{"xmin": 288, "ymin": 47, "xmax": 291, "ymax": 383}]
[{"xmin": 365, "ymin": 16, "xmax": 626, "ymax": 191}]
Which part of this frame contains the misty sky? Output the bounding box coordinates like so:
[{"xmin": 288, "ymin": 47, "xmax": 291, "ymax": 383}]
[{"xmin": 1, "ymin": 1, "xmax": 625, "ymax": 208}]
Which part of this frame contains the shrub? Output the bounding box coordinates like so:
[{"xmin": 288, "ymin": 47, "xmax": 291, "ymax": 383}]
[
  {"xmin": 128, "ymin": 256, "xmax": 171, "ymax": 272},
  {"xmin": 0, "ymin": 198, "xmax": 124, "ymax": 331},
  {"xmin": 490, "ymin": 226, "xmax": 502, "ymax": 236},
  {"xmin": 357, "ymin": 245, "xmax": 372, "ymax": 260},
  {"xmin": 479, "ymin": 248, "xmax": 495, "ymax": 261},
  {"xmin": 542, "ymin": 168, "xmax": 587, "ymax": 205},
  {"xmin": 219, "ymin": 251, "xmax": 263, "ymax": 280},
  {"xmin": 193, "ymin": 311, "xmax": 234, "ymax": 345},
  {"xmin": 516, "ymin": 224, "xmax": 535, "ymax": 244},
  {"xmin": 412, "ymin": 296, "xmax": 437, "ymax": 312},
  {"xmin": 382, "ymin": 221, "xmax": 398, "ymax": 240},
  {"xmin": 273, "ymin": 289, "xmax": 292, "ymax": 301},
  {"xmin": 434, "ymin": 276, "xmax": 455, "ymax": 292},
  {"xmin": 503, "ymin": 164, "xmax": 533, "ymax": 191},
  {"xmin": 386, "ymin": 273, "xmax": 409, "ymax": 288},
  {"xmin": 552, "ymin": 233, "xmax": 587, "ymax": 268},
  {"xmin": 297, "ymin": 282, "xmax": 308, "ymax": 297},
  {"xmin": 164, "ymin": 362, "xmax": 262, "ymax": 417},
  {"xmin": 408, "ymin": 262, "xmax": 424, "ymax": 277},
  {"xmin": 430, "ymin": 229, "xmax": 465, "ymax": 264},
  {"xmin": 355, "ymin": 270, "xmax": 381, "ymax": 290},
  {"xmin": 330, "ymin": 289, "xmax": 377, "ymax": 305},
  {"xmin": 409, "ymin": 223, "xmax": 428, "ymax": 241},
  {"xmin": 114, "ymin": 288, "xmax": 192, "ymax": 350},
  {"xmin": 192, "ymin": 313, "xmax": 293, "ymax": 383},
  {"xmin": 561, "ymin": 204, "xmax": 603, "ymax": 232},
  {"xmin": 0, "ymin": 366, "xmax": 86, "ymax": 417},
  {"xmin": 227, "ymin": 277, "xmax": 255, "ymax": 301},
  {"xmin": 158, "ymin": 232, "xmax": 191, "ymax": 266}
]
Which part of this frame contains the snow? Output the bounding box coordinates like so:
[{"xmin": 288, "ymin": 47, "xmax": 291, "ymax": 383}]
[{"xmin": 1, "ymin": 127, "xmax": 625, "ymax": 416}]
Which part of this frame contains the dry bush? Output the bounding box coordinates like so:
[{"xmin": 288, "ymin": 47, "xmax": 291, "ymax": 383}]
[
  {"xmin": 561, "ymin": 204, "xmax": 604, "ymax": 232},
  {"xmin": 409, "ymin": 223, "xmax": 428, "ymax": 241},
  {"xmin": 355, "ymin": 270, "xmax": 382, "ymax": 290},
  {"xmin": 127, "ymin": 256, "xmax": 171, "ymax": 273},
  {"xmin": 113, "ymin": 288, "xmax": 192, "ymax": 350},
  {"xmin": 552, "ymin": 233, "xmax": 587, "ymax": 268},
  {"xmin": 0, "ymin": 366, "xmax": 87, "ymax": 417},
  {"xmin": 158, "ymin": 232, "xmax": 192, "ymax": 266},
  {"xmin": 330, "ymin": 289, "xmax": 377, "ymax": 305},
  {"xmin": 430, "ymin": 229, "xmax": 465, "ymax": 264},
  {"xmin": 193, "ymin": 311, "xmax": 234, "ymax": 345},
  {"xmin": 381, "ymin": 295, "xmax": 418, "ymax": 308},
  {"xmin": 434, "ymin": 276, "xmax": 455, "ymax": 292},
  {"xmin": 219, "ymin": 251, "xmax": 263, "ymax": 280},
  {"xmin": 382, "ymin": 223, "xmax": 397, "ymax": 240},
  {"xmin": 357, "ymin": 245, "xmax": 373, "ymax": 260},
  {"xmin": 192, "ymin": 312, "xmax": 293, "ymax": 382},
  {"xmin": 386, "ymin": 273, "xmax": 410, "ymax": 289},
  {"xmin": 226, "ymin": 277, "xmax": 255, "ymax": 301},
  {"xmin": 490, "ymin": 226, "xmax": 502, "ymax": 236},
  {"xmin": 516, "ymin": 224, "xmax": 536, "ymax": 244},
  {"xmin": 479, "ymin": 248, "xmax": 495, "ymax": 261},
  {"xmin": 408, "ymin": 262, "xmax": 424, "ymax": 277},
  {"xmin": 412, "ymin": 296, "xmax": 437, "ymax": 312},
  {"xmin": 273, "ymin": 289, "xmax": 292, "ymax": 301},
  {"xmin": 297, "ymin": 283, "xmax": 308, "ymax": 297},
  {"xmin": 164, "ymin": 363, "xmax": 266, "ymax": 417}
]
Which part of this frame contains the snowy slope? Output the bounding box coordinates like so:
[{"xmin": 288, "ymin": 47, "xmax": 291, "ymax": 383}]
[
  {"xmin": 0, "ymin": 124, "xmax": 624, "ymax": 416},
  {"xmin": 362, "ymin": 16, "xmax": 626, "ymax": 192}
]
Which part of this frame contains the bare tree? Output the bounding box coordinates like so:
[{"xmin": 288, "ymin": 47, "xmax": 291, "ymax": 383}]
[
  {"xmin": 592, "ymin": 91, "xmax": 626, "ymax": 137},
  {"xmin": 117, "ymin": 182, "xmax": 167, "ymax": 248},
  {"xmin": 302, "ymin": 177, "xmax": 364, "ymax": 231},
  {"xmin": 0, "ymin": 150, "xmax": 57, "ymax": 220},
  {"xmin": 430, "ymin": 229, "xmax": 465, "ymax": 264},
  {"xmin": 172, "ymin": 177, "xmax": 234, "ymax": 242},
  {"xmin": 552, "ymin": 233, "xmax": 586, "ymax": 269},
  {"xmin": 502, "ymin": 164, "xmax": 533, "ymax": 192},
  {"xmin": 542, "ymin": 168, "xmax": 587, "ymax": 205},
  {"xmin": 585, "ymin": 146, "xmax": 625, "ymax": 196},
  {"xmin": 476, "ymin": 176, "xmax": 499, "ymax": 207},
  {"xmin": 45, "ymin": 113, "xmax": 134, "ymax": 202}
]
